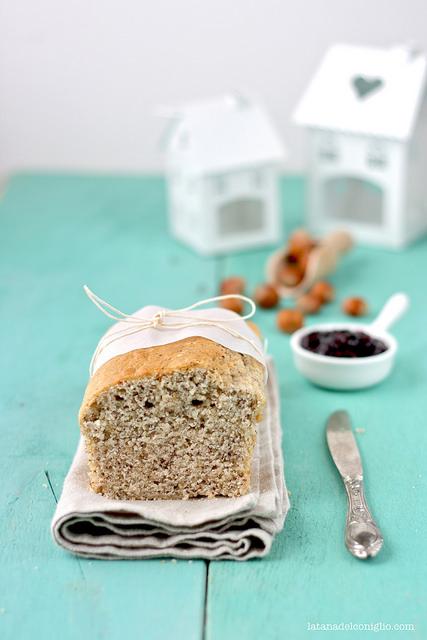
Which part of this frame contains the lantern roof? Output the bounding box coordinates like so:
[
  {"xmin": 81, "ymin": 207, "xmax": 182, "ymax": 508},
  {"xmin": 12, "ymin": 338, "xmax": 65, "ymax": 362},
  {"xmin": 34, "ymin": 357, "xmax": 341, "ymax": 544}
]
[
  {"xmin": 294, "ymin": 44, "xmax": 427, "ymax": 141},
  {"xmin": 161, "ymin": 93, "xmax": 285, "ymax": 174}
]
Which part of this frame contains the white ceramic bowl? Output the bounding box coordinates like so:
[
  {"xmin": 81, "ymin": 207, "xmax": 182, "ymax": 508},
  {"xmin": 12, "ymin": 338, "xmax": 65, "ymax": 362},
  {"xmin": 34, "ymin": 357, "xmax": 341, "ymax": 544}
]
[
  {"xmin": 289, "ymin": 293, "xmax": 409, "ymax": 391},
  {"xmin": 291, "ymin": 323, "xmax": 397, "ymax": 390}
]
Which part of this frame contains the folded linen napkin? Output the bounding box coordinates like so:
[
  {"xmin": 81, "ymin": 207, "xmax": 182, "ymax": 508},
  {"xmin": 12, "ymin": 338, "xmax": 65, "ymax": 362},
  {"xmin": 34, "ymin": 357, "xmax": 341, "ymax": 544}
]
[{"xmin": 52, "ymin": 357, "xmax": 289, "ymax": 560}]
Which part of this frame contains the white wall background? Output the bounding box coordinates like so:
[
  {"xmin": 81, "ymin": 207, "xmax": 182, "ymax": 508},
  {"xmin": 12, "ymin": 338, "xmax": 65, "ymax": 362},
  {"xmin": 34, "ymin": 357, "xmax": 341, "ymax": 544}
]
[{"xmin": 1, "ymin": 0, "xmax": 427, "ymax": 175}]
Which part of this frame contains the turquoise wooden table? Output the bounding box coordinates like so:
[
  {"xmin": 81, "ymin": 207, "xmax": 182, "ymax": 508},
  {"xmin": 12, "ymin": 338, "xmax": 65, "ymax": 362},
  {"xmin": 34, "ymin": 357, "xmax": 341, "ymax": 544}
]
[{"xmin": 1, "ymin": 174, "xmax": 426, "ymax": 639}]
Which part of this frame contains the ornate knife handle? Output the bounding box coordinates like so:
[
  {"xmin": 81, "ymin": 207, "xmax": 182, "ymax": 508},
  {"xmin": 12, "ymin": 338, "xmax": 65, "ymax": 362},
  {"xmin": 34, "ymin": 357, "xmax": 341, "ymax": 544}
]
[{"xmin": 343, "ymin": 476, "xmax": 383, "ymax": 559}]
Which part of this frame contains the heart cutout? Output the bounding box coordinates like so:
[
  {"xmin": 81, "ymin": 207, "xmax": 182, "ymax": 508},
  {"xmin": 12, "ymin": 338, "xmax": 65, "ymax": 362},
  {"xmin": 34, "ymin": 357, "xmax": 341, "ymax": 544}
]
[{"xmin": 352, "ymin": 76, "xmax": 384, "ymax": 99}]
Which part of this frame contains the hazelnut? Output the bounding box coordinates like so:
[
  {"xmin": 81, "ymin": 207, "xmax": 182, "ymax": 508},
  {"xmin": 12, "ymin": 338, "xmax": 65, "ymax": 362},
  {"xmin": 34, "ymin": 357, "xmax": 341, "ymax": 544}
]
[
  {"xmin": 277, "ymin": 263, "xmax": 303, "ymax": 287},
  {"xmin": 219, "ymin": 276, "xmax": 245, "ymax": 295},
  {"xmin": 285, "ymin": 246, "xmax": 311, "ymax": 273},
  {"xmin": 276, "ymin": 309, "xmax": 304, "ymax": 333},
  {"xmin": 254, "ymin": 283, "xmax": 279, "ymax": 309},
  {"xmin": 288, "ymin": 229, "xmax": 315, "ymax": 252},
  {"xmin": 296, "ymin": 294, "xmax": 322, "ymax": 315},
  {"xmin": 310, "ymin": 281, "xmax": 335, "ymax": 304},
  {"xmin": 297, "ymin": 246, "xmax": 311, "ymax": 273},
  {"xmin": 284, "ymin": 252, "xmax": 300, "ymax": 265},
  {"xmin": 219, "ymin": 297, "xmax": 244, "ymax": 315},
  {"xmin": 342, "ymin": 297, "xmax": 368, "ymax": 317}
]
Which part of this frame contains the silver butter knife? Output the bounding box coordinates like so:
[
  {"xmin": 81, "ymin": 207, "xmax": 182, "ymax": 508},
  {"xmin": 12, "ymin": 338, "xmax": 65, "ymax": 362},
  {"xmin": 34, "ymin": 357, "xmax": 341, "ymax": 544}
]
[{"xmin": 326, "ymin": 410, "xmax": 383, "ymax": 559}]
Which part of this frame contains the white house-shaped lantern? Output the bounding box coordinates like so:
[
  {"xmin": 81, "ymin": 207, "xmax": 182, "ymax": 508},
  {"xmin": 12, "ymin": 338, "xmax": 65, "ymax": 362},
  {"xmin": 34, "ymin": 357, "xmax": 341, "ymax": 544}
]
[
  {"xmin": 162, "ymin": 94, "xmax": 285, "ymax": 255},
  {"xmin": 294, "ymin": 44, "xmax": 427, "ymax": 248}
]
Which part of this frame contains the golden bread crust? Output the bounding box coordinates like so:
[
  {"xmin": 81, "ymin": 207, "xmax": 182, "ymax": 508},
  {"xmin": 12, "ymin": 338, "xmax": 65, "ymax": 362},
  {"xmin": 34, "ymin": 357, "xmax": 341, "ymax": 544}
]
[{"xmin": 79, "ymin": 335, "xmax": 264, "ymax": 423}]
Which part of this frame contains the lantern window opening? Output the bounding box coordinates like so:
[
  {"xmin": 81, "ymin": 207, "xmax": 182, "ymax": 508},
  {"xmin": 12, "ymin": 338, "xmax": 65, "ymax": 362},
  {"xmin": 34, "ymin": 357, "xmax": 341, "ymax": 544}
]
[
  {"xmin": 217, "ymin": 198, "xmax": 265, "ymax": 236},
  {"xmin": 323, "ymin": 176, "xmax": 384, "ymax": 226}
]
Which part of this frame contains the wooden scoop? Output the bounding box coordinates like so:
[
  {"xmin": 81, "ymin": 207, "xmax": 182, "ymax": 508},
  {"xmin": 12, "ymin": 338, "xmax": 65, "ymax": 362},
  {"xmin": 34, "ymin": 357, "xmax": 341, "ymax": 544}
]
[{"xmin": 266, "ymin": 230, "xmax": 353, "ymax": 299}]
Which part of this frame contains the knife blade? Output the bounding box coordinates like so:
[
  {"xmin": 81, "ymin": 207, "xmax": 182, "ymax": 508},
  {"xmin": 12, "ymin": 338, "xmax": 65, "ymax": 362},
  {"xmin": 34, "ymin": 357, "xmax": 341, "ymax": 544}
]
[
  {"xmin": 326, "ymin": 409, "xmax": 362, "ymax": 479},
  {"xmin": 326, "ymin": 410, "xmax": 383, "ymax": 559}
]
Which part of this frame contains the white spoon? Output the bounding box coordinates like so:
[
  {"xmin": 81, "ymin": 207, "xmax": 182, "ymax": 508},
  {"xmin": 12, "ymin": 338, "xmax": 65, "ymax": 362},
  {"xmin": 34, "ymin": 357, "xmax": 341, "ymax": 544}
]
[{"xmin": 290, "ymin": 293, "xmax": 409, "ymax": 390}]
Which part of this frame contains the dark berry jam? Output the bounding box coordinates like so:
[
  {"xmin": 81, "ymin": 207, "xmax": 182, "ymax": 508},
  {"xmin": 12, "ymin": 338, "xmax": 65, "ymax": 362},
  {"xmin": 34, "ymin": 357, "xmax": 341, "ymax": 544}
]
[{"xmin": 300, "ymin": 330, "xmax": 388, "ymax": 358}]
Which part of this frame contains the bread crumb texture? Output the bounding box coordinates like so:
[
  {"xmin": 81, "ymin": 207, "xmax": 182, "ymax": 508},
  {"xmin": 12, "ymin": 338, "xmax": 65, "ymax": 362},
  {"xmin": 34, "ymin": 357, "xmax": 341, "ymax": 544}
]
[{"xmin": 79, "ymin": 337, "xmax": 265, "ymax": 500}]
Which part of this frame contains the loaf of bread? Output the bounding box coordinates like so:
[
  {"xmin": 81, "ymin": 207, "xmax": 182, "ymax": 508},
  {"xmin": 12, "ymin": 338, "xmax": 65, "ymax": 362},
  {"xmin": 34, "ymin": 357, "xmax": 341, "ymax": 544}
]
[{"xmin": 79, "ymin": 335, "xmax": 265, "ymax": 500}]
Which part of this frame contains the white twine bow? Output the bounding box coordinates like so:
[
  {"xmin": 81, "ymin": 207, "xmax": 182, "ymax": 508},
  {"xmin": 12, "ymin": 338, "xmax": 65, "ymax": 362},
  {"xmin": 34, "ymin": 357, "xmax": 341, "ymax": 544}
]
[{"xmin": 84, "ymin": 286, "xmax": 264, "ymax": 377}]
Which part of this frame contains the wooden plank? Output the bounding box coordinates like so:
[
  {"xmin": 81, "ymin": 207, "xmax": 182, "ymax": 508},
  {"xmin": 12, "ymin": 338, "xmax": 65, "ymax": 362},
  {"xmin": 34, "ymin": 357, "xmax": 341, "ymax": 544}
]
[
  {"xmin": 1, "ymin": 466, "xmax": 207, "ymax": 640},
  {"xmin": 207, "ymin": 178, "xmax": 427, "ymax": 639},
  {"xmin": 0, "ymin": 174, "xmax": 211, "ymax": 640}
]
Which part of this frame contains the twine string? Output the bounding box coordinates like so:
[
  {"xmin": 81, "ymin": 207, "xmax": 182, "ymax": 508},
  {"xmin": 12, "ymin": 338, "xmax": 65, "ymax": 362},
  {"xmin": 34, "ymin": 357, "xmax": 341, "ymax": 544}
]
[{"xmin": 84, "ymin": 286, "xmax": 264, "ymax": 376}]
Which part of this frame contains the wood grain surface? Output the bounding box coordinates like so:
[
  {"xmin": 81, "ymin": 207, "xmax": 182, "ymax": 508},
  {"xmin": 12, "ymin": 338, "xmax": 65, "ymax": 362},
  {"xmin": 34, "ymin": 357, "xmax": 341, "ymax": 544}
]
[{"xmin": 1, "ymin": 174, "xmax": 426, "ymax": 639}]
